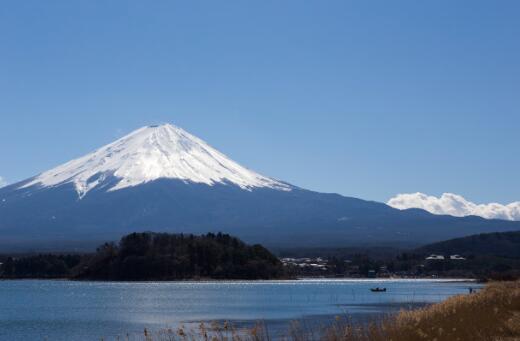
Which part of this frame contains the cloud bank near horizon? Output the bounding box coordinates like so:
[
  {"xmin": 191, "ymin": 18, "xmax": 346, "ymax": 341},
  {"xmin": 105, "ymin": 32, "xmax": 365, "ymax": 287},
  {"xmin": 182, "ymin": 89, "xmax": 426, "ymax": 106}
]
[
  {"xmin": 387, "ymin": 192, "xmax": 520, "ymax": 221},
  {"xmin": 0, "ymin": 176, "xmax": 6, "ymax": 188}
]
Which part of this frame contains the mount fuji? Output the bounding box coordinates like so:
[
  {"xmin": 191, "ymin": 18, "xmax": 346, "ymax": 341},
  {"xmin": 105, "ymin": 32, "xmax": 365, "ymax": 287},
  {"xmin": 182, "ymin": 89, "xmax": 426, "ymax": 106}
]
[
  {"xmin": 20, "ymin": 124, "xmax": 292, "ymax": 198},
  {"xmin": 1, "ymin": 124, "xmax": 520, "ymax": 250}
]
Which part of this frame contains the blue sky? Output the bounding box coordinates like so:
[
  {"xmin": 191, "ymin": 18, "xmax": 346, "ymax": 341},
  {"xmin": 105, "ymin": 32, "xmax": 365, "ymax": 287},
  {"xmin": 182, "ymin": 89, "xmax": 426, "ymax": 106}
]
[{"xmin": 1, "ymin": 1, "xmax": 519, "ymax": 203}]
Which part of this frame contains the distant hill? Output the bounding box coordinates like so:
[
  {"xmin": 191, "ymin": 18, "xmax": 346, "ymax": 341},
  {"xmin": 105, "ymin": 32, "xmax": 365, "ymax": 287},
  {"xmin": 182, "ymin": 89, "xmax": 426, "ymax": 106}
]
[
  {"xmin": 1, "ymin": 232, "xmax": 286, "ymax": 280},
  {"xmin": 416, "ymin": 231, "xmax": 520, "ymax": 258},
  {"xmin": 76, "ymin": 232, "xmax": 285, "ymax": 280}
]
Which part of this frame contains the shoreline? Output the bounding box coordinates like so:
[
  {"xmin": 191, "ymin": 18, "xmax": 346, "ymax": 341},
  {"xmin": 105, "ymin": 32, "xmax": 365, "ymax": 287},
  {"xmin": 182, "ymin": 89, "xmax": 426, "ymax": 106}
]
[
  {"xmin": 0, "ymin": 277, "xmax": 481, "ymax": 340},
  {"xmin": 117, "ymin": 281, "xmax": 519, "ymax": 341},
  {"xmin": 0, "ymin": 277, "xmax": 478, "ymax": 283}
]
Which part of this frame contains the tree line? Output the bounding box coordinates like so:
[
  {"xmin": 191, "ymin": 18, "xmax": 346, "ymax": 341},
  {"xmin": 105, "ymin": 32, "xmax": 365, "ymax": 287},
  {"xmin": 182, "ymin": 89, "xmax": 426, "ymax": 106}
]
[{"xmin": 0, "ymin": 232, "xmax": 286, "ymax": 280}]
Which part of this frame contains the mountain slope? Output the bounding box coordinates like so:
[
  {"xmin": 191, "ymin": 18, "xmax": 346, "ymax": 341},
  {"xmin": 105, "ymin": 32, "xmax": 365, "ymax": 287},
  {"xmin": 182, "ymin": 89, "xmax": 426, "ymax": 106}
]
[
  {"xmin": 416, "ymin": 231, "xmax": 520, "ymax": 258},
  {"xmin": 1, "ymin": 124, "xmax": 520, "ymax": 250},
  {"xmin": 20, "ymin": 124, "xmax": 290, "ymax": 198}
]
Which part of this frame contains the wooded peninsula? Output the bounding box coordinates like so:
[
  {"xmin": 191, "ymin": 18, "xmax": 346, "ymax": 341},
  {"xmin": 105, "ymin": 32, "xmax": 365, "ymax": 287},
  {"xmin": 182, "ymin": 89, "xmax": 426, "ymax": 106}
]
[{"xmin": 0, "ymin": 232, "xmax": 286, "ymax": 280}]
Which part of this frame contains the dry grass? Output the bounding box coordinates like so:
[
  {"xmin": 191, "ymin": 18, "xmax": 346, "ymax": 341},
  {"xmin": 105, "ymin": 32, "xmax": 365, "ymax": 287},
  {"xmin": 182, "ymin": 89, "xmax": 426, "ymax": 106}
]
[
  {"xmin": 326, "ymin": 280, "xmax": 520, "ymax": 341},
  {"xmin": 112, "ymin": 281, "xmax": 520, "ymax": 341},
  {"xmin": 106, "ymin": 321, "xmax": 272, "ymax": 341}
]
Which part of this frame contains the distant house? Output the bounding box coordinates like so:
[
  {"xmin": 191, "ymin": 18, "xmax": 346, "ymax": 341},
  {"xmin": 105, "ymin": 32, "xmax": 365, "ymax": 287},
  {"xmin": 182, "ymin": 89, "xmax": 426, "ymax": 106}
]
[
  {"xmin": 450, "ymin": 254, "xmax": 466, "ymax": 260},
  {"xmin": 425, "ymin": 254, "xmax": 445, "ymax": 260},
  {"xmin": 367, "ymin": 269, "xmax": 376, "ymax": 278}
]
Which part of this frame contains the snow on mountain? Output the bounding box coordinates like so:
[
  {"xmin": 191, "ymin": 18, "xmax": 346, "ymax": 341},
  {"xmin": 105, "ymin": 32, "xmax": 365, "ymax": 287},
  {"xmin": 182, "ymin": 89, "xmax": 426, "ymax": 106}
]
[
  {"xmin": 21, "ymin": 124, "xmax": 291, "ymax": 198},
  {"xmin": 387, "ymin": 192, "xmax": 520, "ymax": 221}
]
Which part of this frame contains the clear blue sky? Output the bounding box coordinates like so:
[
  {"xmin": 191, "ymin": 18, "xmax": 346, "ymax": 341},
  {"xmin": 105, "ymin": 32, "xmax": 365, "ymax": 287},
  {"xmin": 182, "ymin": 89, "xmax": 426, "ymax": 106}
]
[{"xmin": 1, "ymin": 1, "xmax": 519, "ymax": 203}]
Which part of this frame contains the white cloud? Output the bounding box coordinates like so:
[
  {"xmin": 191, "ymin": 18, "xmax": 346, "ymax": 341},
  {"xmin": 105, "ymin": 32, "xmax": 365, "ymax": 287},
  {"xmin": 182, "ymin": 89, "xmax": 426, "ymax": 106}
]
[
  {"xmin": 387, "ymin": 192, "xmax": 520, "ymax": 221},
  {"xmin": 0, "ymin": 176, "xmax": 6, "ymax": 188}
]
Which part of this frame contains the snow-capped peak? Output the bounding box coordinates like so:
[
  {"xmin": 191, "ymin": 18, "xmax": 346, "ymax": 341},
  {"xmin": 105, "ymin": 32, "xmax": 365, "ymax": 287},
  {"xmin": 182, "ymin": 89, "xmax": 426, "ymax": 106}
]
[{"xmin": 22, "ymin": 124, "xmax": 291, "ymax": 198}]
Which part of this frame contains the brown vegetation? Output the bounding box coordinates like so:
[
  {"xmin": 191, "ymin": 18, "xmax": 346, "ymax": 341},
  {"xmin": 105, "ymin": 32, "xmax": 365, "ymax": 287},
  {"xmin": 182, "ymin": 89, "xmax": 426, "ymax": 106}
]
[{"xmin": 327, "ymin": 280, "xmax": 520, "ymax": 341}]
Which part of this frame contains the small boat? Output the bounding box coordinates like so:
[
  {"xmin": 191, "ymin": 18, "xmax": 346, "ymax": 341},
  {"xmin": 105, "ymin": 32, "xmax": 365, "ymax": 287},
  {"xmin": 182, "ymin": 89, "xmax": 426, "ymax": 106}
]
[{"xmin": 370, "ymin": 287, "xmax": 386, "ymax": 292}]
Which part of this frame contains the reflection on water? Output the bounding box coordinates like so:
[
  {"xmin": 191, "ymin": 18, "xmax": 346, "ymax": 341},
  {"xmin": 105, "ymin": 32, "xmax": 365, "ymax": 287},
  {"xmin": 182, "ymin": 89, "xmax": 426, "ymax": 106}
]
[{"xmin": 0, "ymin": 279, "xmax": 479, "ymax": 340}]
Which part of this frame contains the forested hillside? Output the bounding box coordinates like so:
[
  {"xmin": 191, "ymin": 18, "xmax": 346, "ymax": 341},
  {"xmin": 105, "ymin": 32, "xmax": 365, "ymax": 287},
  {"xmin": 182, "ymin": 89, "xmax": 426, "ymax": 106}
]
[
  {"xmin": 0, "ymin": 232, "xmax": 285, "ymax": 280},
  {"xmin": 76, "ymin": 232, "xmax": 285, "ymax": 280},
  {"xmin": 416, "ymin": 231, "xmax": 520, "ymax": 258}
]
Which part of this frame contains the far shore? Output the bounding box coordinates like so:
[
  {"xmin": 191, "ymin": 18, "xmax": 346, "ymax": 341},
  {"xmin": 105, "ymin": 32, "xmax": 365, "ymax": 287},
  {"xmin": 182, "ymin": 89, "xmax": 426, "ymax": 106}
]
[{"xmin": 0, "ymin": 277, "xmax": 478, "ymax": 283}]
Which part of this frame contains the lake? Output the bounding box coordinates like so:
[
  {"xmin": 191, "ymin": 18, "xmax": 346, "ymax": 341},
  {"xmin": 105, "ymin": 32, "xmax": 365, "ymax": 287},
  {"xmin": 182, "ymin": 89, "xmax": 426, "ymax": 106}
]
[{"xmin": 0, "ymin": 279, "xmax": 478, "ymax": 340}]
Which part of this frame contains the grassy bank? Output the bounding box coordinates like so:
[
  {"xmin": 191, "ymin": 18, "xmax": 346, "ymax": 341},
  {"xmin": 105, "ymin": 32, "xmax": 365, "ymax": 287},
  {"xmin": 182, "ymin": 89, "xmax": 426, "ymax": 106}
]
[
  {"xmin": 326, "ymin": 280, "xmax": 520, "ymax": 341},
  {"xmin": 128, "ymin": 281, "xmax": 519, "ymax": 340}
]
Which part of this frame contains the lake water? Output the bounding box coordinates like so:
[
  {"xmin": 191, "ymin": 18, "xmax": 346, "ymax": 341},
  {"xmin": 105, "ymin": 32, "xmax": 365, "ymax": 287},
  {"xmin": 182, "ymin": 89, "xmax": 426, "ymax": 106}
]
[{"xmin": 0, "ymin": 279, "xmax": 478, "ymax": 340}]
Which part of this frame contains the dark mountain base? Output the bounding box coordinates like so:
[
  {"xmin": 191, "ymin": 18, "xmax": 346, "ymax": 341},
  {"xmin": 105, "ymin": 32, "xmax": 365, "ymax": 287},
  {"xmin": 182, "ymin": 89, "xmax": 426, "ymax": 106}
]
[{"xmin": 2, "ymin": 179, "xmax": 520, "ymax": 251}]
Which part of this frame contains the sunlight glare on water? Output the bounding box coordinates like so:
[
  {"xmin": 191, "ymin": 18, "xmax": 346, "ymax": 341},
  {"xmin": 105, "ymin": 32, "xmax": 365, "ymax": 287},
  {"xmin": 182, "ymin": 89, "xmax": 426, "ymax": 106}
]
[{"xmin": 0, "ymin": 279, "xmax": 478, "ymax": 340}]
